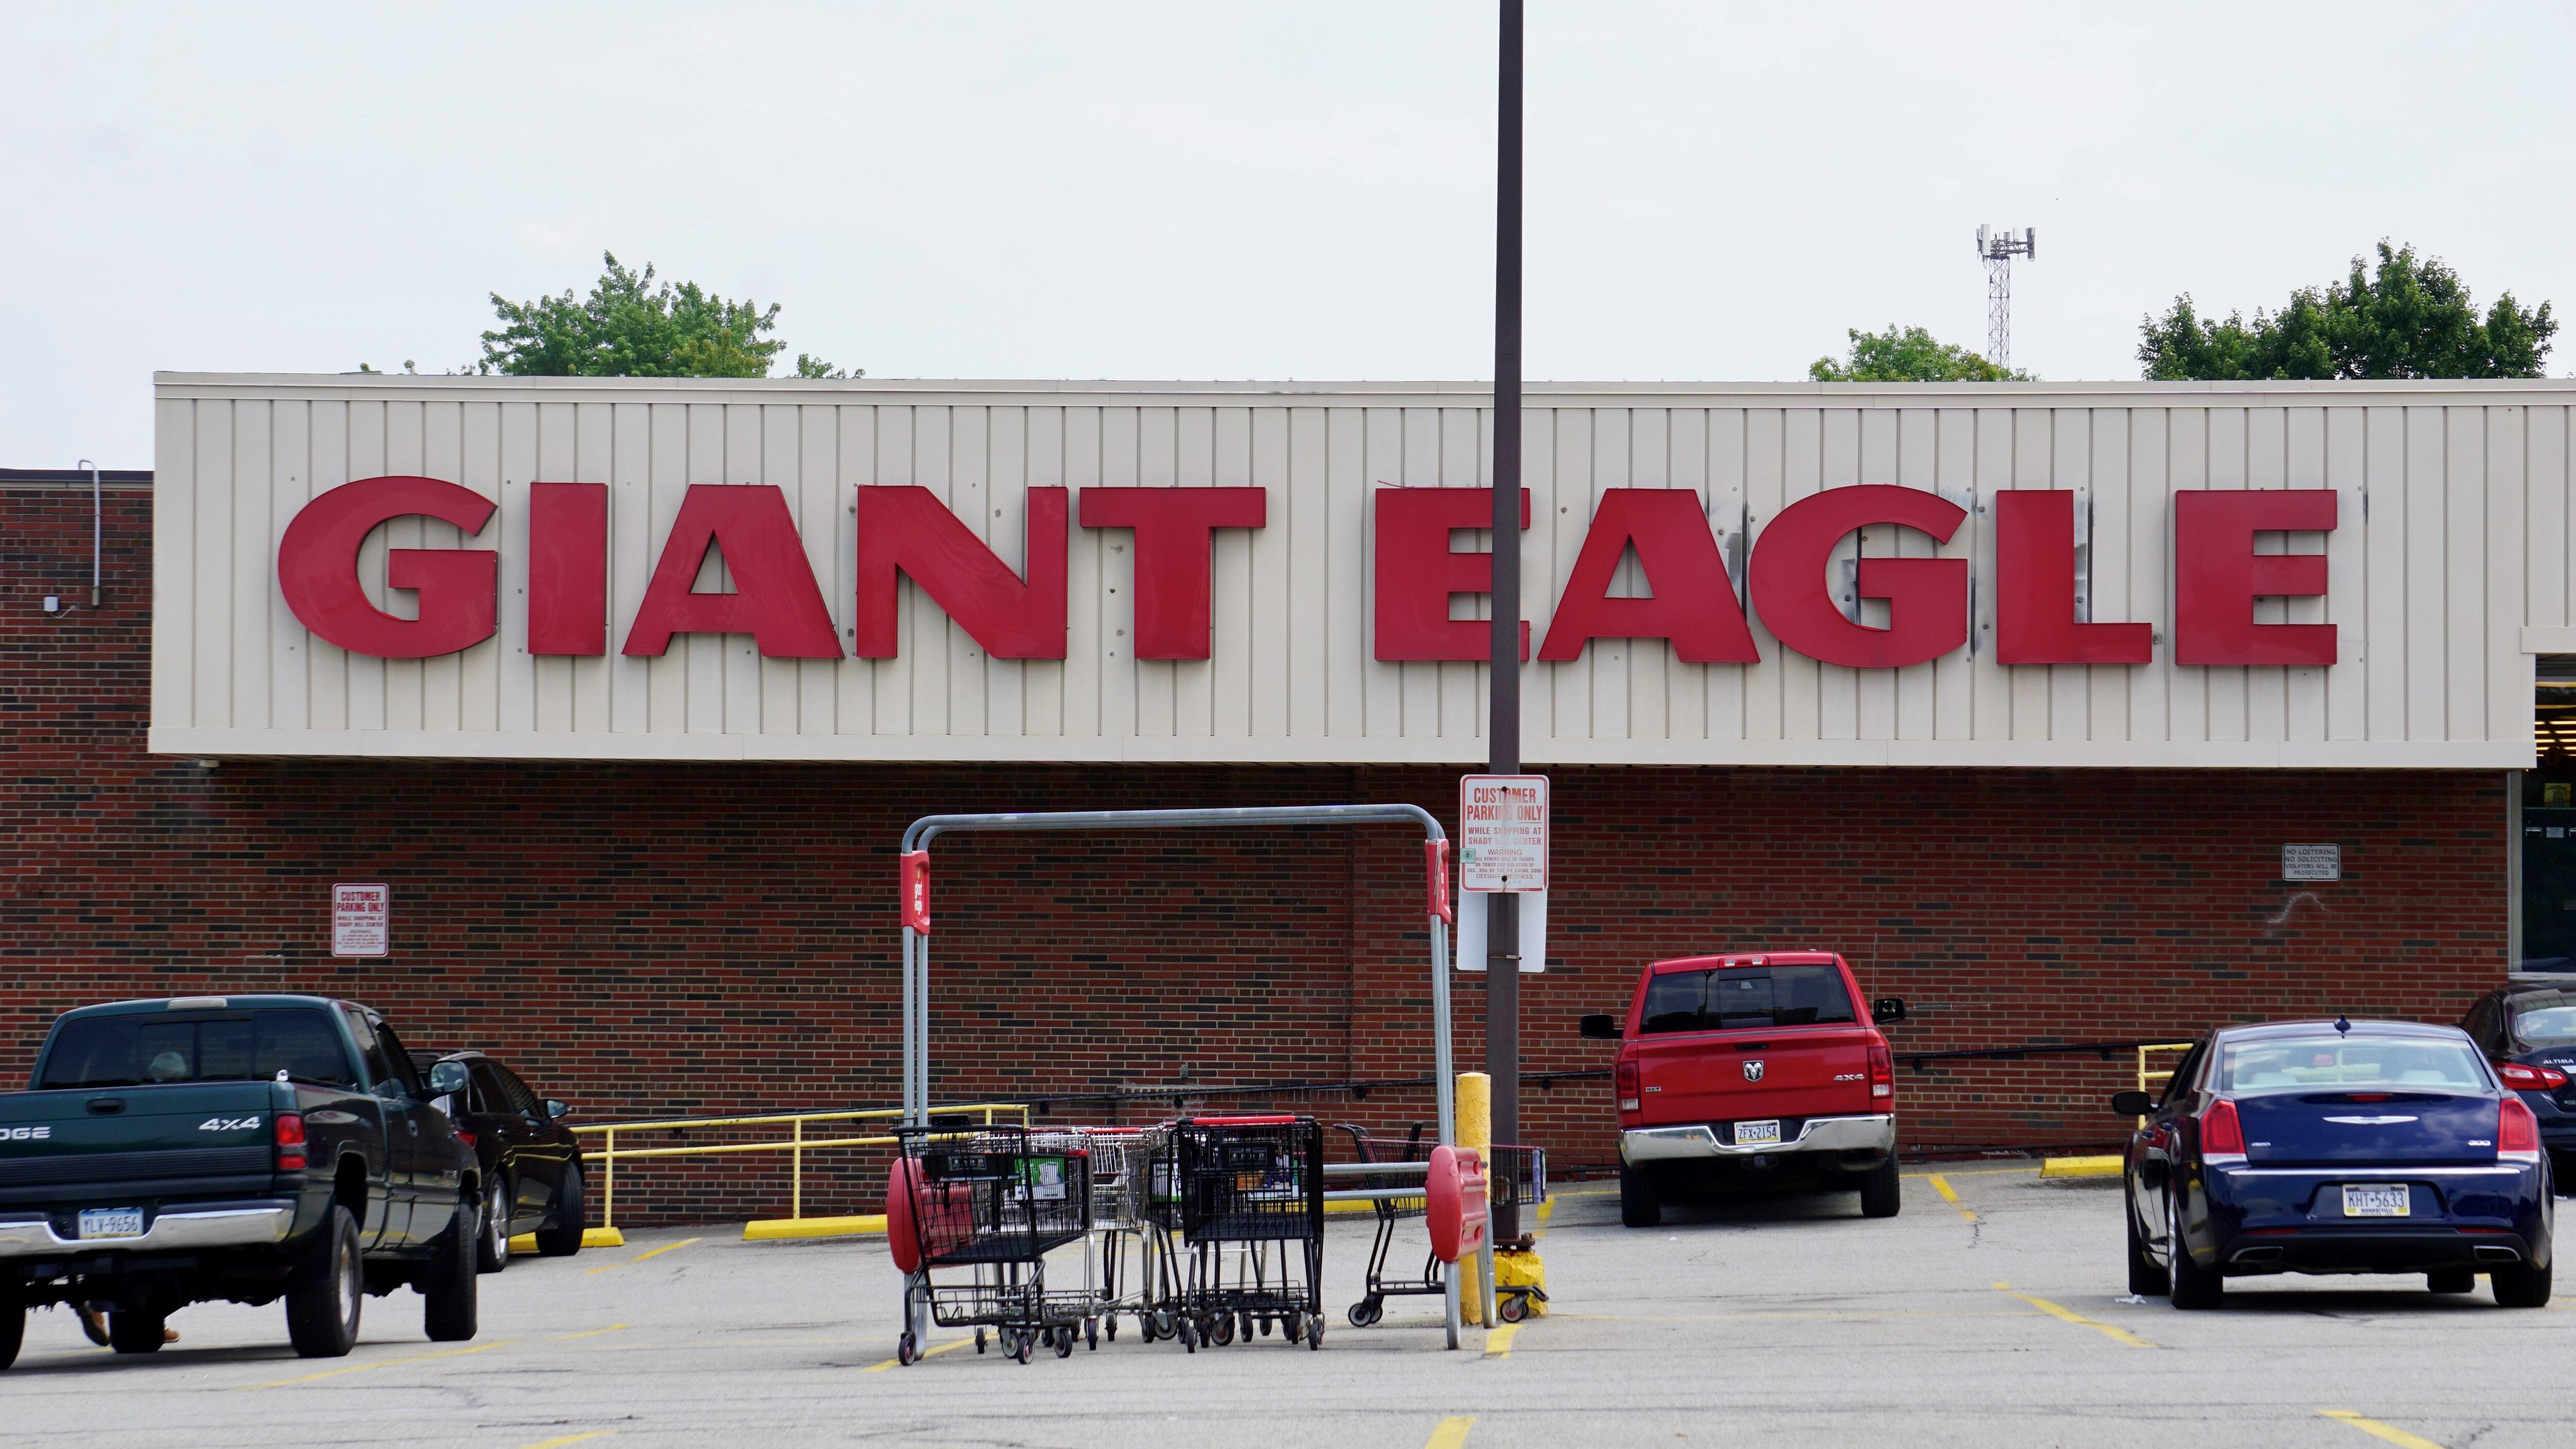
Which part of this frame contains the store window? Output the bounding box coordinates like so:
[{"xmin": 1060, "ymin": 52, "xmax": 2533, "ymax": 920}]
[{"xmin": 2520, "ymin": 661, "xmax": 2576, "ymax": 967}]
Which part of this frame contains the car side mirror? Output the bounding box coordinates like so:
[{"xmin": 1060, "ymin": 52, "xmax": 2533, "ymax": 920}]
[
  {"xmin": 544, "ymin": 1100, "xmax": 569, "ymax": 1121},
  {"xmin": 2110, "ymin": 1090, "xmax": 2156, "ymax": 1117},
  {"xmin": 1578, "ymin": 1014, "xmax": 1622, "ymax": 1041},
  {"xmin": 426, "ymin": 1061, "xmax": 470, "ymax": 1097},
  {"xmin": 1870, "ymin": 997, "xmax": 1908, "ymax": 1026}
]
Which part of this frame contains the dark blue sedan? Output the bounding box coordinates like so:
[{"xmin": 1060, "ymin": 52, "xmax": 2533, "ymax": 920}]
[{"xmin": 2114, "ymin": 1019, "xmax": 2554, "ymax": 1308}]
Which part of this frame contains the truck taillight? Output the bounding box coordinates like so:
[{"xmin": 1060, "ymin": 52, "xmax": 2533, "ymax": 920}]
[
  {"xmin": 2496, "ymin": 1060, "xmax": 2570, "ymax": 1090},
  {"xmin": 2198, "ymin": 1098, "xmax": 2246, "ymax": 1161},
  {"xmin": 2500, "ymin": 1096, "xmax": 2542, "ymax": 1163},
  {"xmin": 1615, "ymin": 1060, "xmax": 1640, "ymax": 1113},
  {"xmin": 275, "ymin": 1112, "xmax": 306, "ymax": 1172},
  {"xmin": 1868, "ymin": 1042, "xmax": 1893, "ymax": 1101}
]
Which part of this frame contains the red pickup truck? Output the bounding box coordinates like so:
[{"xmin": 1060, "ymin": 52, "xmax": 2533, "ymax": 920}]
[{"xmin": 1581, "ymin": 951, "xmax": 1907, "ymax": 1228}]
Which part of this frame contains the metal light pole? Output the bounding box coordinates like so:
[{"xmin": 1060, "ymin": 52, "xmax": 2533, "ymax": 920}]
[{"xmin": 1485, "ymin": 0, "xmax": 1524, "ymax": 1246}]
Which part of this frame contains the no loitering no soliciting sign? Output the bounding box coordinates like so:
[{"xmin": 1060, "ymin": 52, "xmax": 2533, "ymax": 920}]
[{"xmin": 1459, "ymin": 775, "xmax": 1549, "ymax": 893}]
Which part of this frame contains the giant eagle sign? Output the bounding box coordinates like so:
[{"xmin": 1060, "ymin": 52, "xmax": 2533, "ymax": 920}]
[
  {"xmin": 274, "ymin": 474, "xmax": 2337, "ymax": 671},
  {"xmin": 149, "ymin": 376, "xmax": 2566, "ymax": 767}
]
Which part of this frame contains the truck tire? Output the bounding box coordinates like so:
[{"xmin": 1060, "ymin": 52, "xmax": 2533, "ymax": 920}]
[
  {"xmin": 1858, "ymin": 1154, "xmax": 1902, "ymax": 1219},
  {"xmin": 286, "ymin": 1205, "xmax": 364, "ymax": 1358},
  {"xmin": 108, "ymin": 1304, "xmax": 170, "ymax": 1354},
  {"xmin": 534, "ymin": 1167, "xmax": 586, "ymax": 1257},
  {"xmin": 422, "ymin": 1194, "xmax": 480, "ymax": 1342},
  {"xmin": 1, "ymin": 1286, "xmax": 24, "ymax": 1371},
  {"xmin": 1619, "ymin": 1161, "xmax": 1661, "ymax": 1229},
  {"xmin": 477, "ymin": 1175, "xmax": 511, "ymax": 1274}
]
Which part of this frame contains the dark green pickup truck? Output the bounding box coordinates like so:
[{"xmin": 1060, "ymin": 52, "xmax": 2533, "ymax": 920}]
[{"xmin": 0, "ymin": 995, "xmax": 482, "ymax": 1367}]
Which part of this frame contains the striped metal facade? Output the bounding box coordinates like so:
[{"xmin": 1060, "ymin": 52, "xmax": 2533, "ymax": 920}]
[{"xmin": 150, "ymin": 375, "xmax": 2575, "ymax": 768}]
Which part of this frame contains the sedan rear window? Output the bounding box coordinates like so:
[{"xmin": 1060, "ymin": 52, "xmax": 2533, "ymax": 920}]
[
  {"xmin": 2216, "ymin": 1035, "xmax": 2487, "ymax": 1095},
  {"xmin": 2509, "ymin": 995, "xmax": 2576, "ymax": 1048},
  {"xmin": 38, "ymin": 1011, "xmax": 354, "ymax": 1089},
  {"xmin": 1638, "ymin": 965, "xmax": 1855, "ymax": 1034}
]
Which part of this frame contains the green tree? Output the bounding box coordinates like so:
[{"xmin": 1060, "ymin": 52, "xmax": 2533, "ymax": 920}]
[
  {"xmin": 1810, "ymin": 325, "xmax": 2029, "ymax": 382},
  {"xmin": 2138, "ymin": 242, "xmax": 2553, "ymax": 381},
  {"xmin": 477, "ymin": 252, "xmax": 856, "ymax": 379}
]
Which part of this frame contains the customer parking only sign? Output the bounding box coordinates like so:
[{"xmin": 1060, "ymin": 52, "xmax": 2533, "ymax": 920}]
[
  {"xmin": 332, "ymin": 882, "xmax": 389, "ymax": 958},
  {"xmin": 1459, "ymin": 775, "xmax": 1548, "ymax": 892}
]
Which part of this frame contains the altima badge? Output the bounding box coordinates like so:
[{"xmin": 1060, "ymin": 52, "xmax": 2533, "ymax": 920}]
[{"xmin": 1743, "ymin": 1060, "xmax": 1766, "ymax": 1083}]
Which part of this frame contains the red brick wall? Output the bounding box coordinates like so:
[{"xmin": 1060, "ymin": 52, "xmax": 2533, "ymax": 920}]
[{"xmin": 1, "ymin": 485, "xmax": 2514, "ymax": 1223}]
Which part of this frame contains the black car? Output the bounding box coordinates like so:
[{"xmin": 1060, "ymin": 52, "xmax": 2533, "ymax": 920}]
[
  {"xmin": 2460, "ymin": 980, "xmax": 2576, "ymax": 1188},
  {"xmin": 2113, "ymin": 1018, "xmax": 2553, "ymax": 1309},
  {"xmin": 411, "ymin": 1050, "xmax": 588, "ymax": 1272}
]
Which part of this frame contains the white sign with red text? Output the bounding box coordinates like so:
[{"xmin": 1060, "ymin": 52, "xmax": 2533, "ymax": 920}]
[
  {"xmin": 1459, "ymin": 774, "xmax": 1548, "ymax": 892},
  {"xmin": 332, "ymin": 882, "xmax": 389, "ymax": 958}
]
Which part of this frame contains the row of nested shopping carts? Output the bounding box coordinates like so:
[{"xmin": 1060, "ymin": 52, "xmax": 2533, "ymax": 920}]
[{"xmin": 886, "ymin": 1114, "xmax": 1543, "ymax": 1366}]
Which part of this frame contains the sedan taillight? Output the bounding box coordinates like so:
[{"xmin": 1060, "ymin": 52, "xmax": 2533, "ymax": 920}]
[
  {"xmin": 2500, "ymin": 1096, "xmax": 2543, "ymax": 1164},
  {"xmin": 2198, "ymin": 1099, "xmax": 2246, "ymax": 1162},
  {"xmin": 2496, "ymin": 1060, "xmax": 2569, "ymax": 1090}
]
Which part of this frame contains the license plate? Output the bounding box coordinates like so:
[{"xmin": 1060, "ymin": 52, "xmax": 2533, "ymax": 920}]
[
  {"xmin": 1735, "ymin": 1119, "xmax": 1782, "ymax": 1147},
  {"xmin": 2342, "ymin": 1184, "xmax": 2410, "ymax": 1218},
  {"xmin": 78, "ymin": 1207, "xmax": 145, "ymax": 1240}
]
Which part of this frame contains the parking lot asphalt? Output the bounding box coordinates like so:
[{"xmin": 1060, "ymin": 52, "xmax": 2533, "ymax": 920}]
[{"xmin": 6, "ymin": 1166, "xmax": 2572, "ymax": 1448}]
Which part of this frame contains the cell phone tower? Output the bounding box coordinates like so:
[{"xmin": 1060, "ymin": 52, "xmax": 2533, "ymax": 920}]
[{"xmin": 1976, "ymin": 226, "xmax": 2036, "ymax": 370}]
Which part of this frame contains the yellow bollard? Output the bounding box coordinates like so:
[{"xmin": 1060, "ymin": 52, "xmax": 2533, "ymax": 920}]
[{"xmin": 1456, "ymin": 1071, "xmax": 1489, "ymax": 1326}]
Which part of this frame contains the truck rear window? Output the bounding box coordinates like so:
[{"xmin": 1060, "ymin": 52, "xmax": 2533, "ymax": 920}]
[
  {"xmin": 1639, "ymin": 965, "xmax": 1856, "ymax": 1034},
  {"xmin": 37, "ymin": 1011, "xmax": 355, "ymax": 1089}
]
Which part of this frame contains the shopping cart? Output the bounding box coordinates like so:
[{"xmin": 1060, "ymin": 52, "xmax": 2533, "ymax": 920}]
[
  {"xmin": 888, "ymin": 1124, "xmax": 1092, "ymax": 1365},
  {"xmin": 1066, "ymin": 1125, "xmax": 1182, "ymax": 1346},
  {"xmin": 1167, "ymin": 1115, "xmax": 1327, "ymax": 1351},
  {"xmin": 1334, "ymin": 1123, "xmax": 1439, "ymax": 1328}
]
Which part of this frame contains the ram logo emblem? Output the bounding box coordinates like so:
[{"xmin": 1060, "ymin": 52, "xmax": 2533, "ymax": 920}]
[{"xmin": 1742, "ymin": 1060, "xmax": 1766, "ymax": 1083}]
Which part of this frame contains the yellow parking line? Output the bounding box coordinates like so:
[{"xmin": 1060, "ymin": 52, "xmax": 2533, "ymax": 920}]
[
  {"xmin": 861, "ymin": 1335, "xmax": 978, "ymax": 1373},
  {"xmin": 517, "ymin": 1434, "xmax": 615, "ymax": 1449},
  {"xmin": 236, "ymin": 1339, "xmax": 514, "ymax": 1390},
  {"xmin": 1926, "ymin": 1174, "xmax": 1978, "ymax": 1222},
  {"xmin": 1902, "ymin": 1165, "xmax": 2040, "ymax": 1179},
  {"xmin": 1427, "ymin": 1417, "xmax": 1476, "ymax": 1449},
  {"xmin": 1991, "ymin": 1283, "xmax": 2155, "ymax": 1349},
  {"xmin": 583, "ymin": 1236, "xmax": 701, "ymax": 1275},
  {"xmin": 2319, "ymin": 1410, "xmax": 2446, "ymax": 1448},
  {"xmin": 551, "ymin": 1324, "xmax": 629, "ymax": 1341},
  {"xmin": 1483, "ymin": 1324, "xmax": 1519, "ymax": 1357}
]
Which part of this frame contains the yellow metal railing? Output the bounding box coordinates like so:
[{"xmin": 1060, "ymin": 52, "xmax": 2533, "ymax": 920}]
[
  {"xmin": 568, "ymin": 1102, "xmax": 1030, "ymax": 1229},
  {"xmin": 2135, "ymin": 1042, "xmax": 2195, "ymax": 1125}
]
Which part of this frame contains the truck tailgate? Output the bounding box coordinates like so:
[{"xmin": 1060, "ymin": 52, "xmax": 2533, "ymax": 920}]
[
  {"xmin": 1631, "ymin": 1027, "xmax": 1877, "ymax": 1128},
  {"xmin": 0, "ymin": 1084, "xmax": 280, "ymax": 1208}
]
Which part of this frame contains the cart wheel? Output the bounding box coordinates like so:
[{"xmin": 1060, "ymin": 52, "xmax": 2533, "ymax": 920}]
[
  {"xmin": 896, "ymin": 1332, "xmax": 918, "ymax": 1367},
  {"xmin": 1497, "ymin": 1292, "xmax": 1528, "ymax": 1324},
  {"xmin": 1347, "ymin": 1297, "xmax": 1380, "ymax": 1328},
  {"xmin": 1153, "ymin": 1309, "xmax": 1178, "ymax": 1339},
  {"xmin": 1212, "ymin": 1313, "xmax": 1235, "ymax": 1347},
  {"xmin": 1055, "ymin": 1330, "xmax": 1073, "ymax": 1359},
  {"xmin": 1106, "ymin": 1316, "xmax": 1118, "ymax": 1342},
  {"xmin": 1085, "ymin": 1317, "xmax": 1099, "ymax": 1351},
  {"xmin": 1238, "ymin": 1311, "xmax": 1254, "ymax": 1343},
  {"xmin": 1259, "ymin": 1313, "xmax": 1274, "ymax": 1338},
  {"xmin": 1306, "ymin": 1313, "xmax": 1324, "ymax": 1350},
  {"xmin": 1178, "ymin": 1318, "xmax": 1196, "ymax": 1353},
  {"xmin": 975, "ymin": 1327, "xmax": 988, "ymax": 1355},
  {"xmin": 1013, "ymin": 1331, "xmax": 1034, "ymax": 1364}
]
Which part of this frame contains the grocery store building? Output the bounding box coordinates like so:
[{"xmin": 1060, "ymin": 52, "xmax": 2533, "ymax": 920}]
[{"xmin": 7, "ymin": 373, "xmax": 2573, "ymax": 1221}]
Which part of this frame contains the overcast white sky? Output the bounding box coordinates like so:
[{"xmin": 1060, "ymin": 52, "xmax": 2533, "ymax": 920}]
[{"xmin": 5, "ymin": 1, "xmax": 2570, "ymax": 467}]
